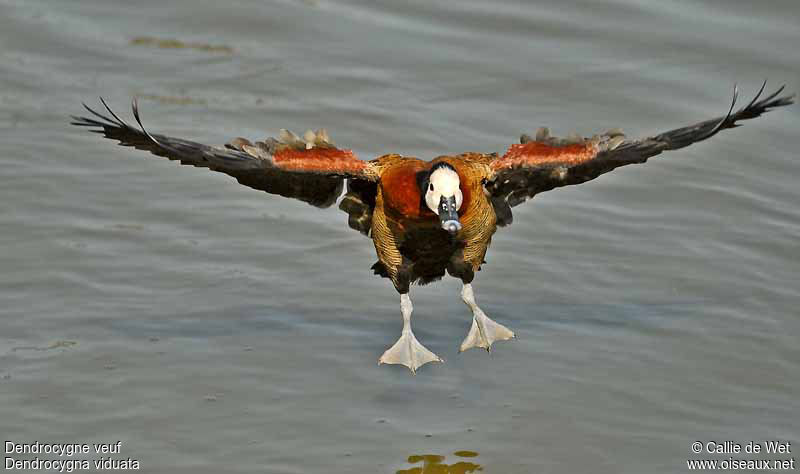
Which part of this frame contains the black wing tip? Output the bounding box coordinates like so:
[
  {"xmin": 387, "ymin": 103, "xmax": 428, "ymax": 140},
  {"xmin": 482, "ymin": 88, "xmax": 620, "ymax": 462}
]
[
  {"xmin": 749, "ymin": 82, "xmax": 794, "ymax": 109},
  {"xmin": 73, "ymin": 97, "xmax": 146, "ymax": 136},
  {"xmin": 71, "ymin": 97, "xmax": 179, "ymax": 154},
  {"xmin": 73, "ymin": 97, "xmax": 129, "ymax": 131},
  {"xmin": 702, "ymin": 84, "xmax": 740, "ymax": 140},
  {"xmin": 129, "ymin": 96, "xmax": 160, "ymax": 144},
  {"xmin": 703, "ymin": 81, "xmax": 794, "ymax": 140}
]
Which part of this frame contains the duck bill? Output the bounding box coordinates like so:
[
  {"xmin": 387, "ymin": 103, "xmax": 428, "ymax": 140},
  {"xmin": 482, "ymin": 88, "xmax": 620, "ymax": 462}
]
[{"xmin": 438, "ymin": 195, "xmax": 462, "ymax": 235}]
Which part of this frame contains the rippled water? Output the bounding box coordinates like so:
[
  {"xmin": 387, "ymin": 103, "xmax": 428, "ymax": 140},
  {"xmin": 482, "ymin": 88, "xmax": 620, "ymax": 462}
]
[{"xmin": 1, "ymin": 0, "xmax": 798, "ymax": 472}]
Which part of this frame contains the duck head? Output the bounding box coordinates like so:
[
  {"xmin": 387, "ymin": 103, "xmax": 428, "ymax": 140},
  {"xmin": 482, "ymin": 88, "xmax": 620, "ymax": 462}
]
[{"xmin": 424, "ymin": 162, "xmax": 463, "ymax": 235}]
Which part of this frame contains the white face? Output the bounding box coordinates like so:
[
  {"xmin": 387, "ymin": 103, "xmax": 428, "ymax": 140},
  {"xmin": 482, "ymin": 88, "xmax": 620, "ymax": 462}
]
[{"xmin": 425, "ymin": 167, "xmax": 463, "ymax": 215}]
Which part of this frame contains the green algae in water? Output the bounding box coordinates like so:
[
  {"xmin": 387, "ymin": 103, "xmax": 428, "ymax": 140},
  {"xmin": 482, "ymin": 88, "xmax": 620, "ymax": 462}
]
[{"xmin": 130, "ymin": 36, "xmax": 234, "ymax": 54}]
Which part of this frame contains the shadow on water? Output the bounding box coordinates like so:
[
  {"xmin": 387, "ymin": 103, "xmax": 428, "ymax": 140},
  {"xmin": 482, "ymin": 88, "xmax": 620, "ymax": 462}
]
[{"xmin": 396, "ymin": 451, "xmax": 483, "ymax": 474}]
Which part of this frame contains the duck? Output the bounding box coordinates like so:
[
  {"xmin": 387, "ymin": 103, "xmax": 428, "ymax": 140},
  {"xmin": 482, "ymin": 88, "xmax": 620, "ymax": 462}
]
[{"xmin": 72, "ymin": 82, "xmax": 793, "ymax": 374}]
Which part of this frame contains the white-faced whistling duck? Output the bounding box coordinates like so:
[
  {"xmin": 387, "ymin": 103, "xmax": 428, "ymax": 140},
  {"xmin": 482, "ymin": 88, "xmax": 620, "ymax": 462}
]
[{"xmin": 73, "ymin": 82, "xmax": 793, "ymax": 374}]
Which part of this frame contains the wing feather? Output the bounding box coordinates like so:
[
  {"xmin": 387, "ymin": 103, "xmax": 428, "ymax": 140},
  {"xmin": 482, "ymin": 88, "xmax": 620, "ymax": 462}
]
[
  {"xmin": 487, "ymin": 83, "xmax": 794, "ymax": 223},
  {"xmin": 72, "ymin": 98, "xmax": 377, "ymax": 207}
]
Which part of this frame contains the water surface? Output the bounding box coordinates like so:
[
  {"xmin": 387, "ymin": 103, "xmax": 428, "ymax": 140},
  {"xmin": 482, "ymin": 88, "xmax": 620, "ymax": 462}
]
[{"xmin": 1, "ymin": 0, "xmax": 798, "ymax": 472}]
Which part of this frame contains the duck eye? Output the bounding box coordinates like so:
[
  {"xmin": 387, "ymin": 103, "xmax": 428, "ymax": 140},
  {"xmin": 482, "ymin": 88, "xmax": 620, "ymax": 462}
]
[{"xmin": 429, "ymin": 184, "xmax": 434, "ymax": 191}]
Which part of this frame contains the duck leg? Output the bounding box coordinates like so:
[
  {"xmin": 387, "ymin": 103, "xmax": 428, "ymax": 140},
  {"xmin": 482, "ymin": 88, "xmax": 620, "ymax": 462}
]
[
  {"xmin": 459, "ymin": 283, "xmax": 515, "ymax": 353},
  {"xmin": 379, "ymin": 293, "xmax": 442, "ymax": 374}
]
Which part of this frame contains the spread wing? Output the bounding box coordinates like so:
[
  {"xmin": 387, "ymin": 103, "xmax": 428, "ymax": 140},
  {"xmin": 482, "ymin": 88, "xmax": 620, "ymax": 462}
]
[
  {"xmin": 72, "ymin": 98, "xmax": 378, "ymax": 208},
  {"xmin": 487, "ymin": 83, "xmax": 794, "ymax": 225}
]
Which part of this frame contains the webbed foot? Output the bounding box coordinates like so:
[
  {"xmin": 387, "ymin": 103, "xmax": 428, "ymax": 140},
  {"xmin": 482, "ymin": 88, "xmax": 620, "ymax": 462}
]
[
  {"xmin": 459, "ymin": 283, "xmax": 515, "ymax": 353},
  {"xmin": 379, "ymin": 293, "xmax": 442, "ymax": 374},
  {"xmin": 379, "ymin": 329, "xmax": 442, "ymax": 374}
]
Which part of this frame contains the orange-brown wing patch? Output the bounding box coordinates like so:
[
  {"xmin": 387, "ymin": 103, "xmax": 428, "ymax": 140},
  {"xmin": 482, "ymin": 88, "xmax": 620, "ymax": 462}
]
[
  {"xmin": 380, "ymin": 159, "xmax": 429, "ymax": 219},
  {"xmin": 230, "ymin": 128, "xmax": 375, "ymax": 179},
  {"xmin": 273, "ymin": 147, "xmax": 367, "ymax": 174},
  {"xmin": 492, "ymin": 141, "xmax": 599, "ymax": 171}
]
